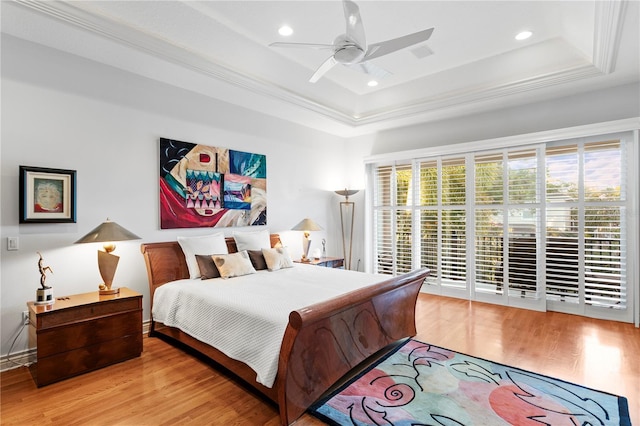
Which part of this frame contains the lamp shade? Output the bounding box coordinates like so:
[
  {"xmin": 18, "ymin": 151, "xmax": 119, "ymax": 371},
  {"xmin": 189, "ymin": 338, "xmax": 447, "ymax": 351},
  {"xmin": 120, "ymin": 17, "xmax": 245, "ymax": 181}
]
[
  {"xmin": 291, "ymin": 218, "xmax": 323, "ymax": 232},
  {"xmin": 335, "ymin": 189, "xmax": 359, "ymax": 201},
  {"xmin": 75, "ymin": 219, "xmax": 140, "ymax": 244}
]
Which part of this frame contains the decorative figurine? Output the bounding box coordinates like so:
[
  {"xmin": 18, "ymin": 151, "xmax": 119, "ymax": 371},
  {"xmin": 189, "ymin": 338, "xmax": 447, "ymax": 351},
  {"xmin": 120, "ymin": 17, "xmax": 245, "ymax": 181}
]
[
  {"xmin": 322, "ymin": 238, "xmax": 327, "ymax": 258},
  {"xmin": 35, "ymin": 252, "xmax": 54, "ymax": 305}
]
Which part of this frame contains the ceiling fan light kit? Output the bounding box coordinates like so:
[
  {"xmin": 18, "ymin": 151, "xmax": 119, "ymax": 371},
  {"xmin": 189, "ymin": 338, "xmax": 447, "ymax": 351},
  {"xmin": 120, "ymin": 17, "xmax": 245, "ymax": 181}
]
[{"xmin": 269, "ymin": 0, "xmax": 434, "ymax": 83}]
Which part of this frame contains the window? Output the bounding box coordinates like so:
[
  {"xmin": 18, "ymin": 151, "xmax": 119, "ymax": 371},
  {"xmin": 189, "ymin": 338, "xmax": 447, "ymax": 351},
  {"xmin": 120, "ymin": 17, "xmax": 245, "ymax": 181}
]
[
  {"xmin": 368, "ymin": 131, "xmax": 635, "ymax": 322},
  {"xmin": 546, "ymin": 140, "xmax": 626, "ymax": 310},
  {"xmin": 474, "ymin": 148, "xmax": 541, "ymax": 301}
]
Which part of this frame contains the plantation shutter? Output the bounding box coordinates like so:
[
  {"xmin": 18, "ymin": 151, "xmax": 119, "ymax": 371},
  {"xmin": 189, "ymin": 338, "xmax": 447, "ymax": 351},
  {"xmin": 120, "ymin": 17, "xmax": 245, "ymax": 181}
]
[
  {"xmin": 373, "ymin": 165, "xmax": 393, "ymax": 274},
  {"xmin": 440, "ymin": 158, "xmax": 467, "ymax": 288},
  {"xmin": 372, "ymin": 163, "xmax": 413, "ymax": 275},
  {"xmin": 545, "ymin": 139, "xmax": 627, "ymax": 315},
  {"xmin": 395, "ymin": 164, "xmax": 413, "ymax": 274},
  {"xmin": 474, "ymin": 153, "xmax": 504, "ymax": 295},
  {"xmin": 506, "ymin": 148, "xmax": 541, "ymax": 303},
  {"xmin": 473, "ymin": 148, "xmax": 543, "ymax": 308},
  {"xmin": 583, "ymin": 140, "xmax": 626, "ymax": 309},
  {"xmin": 418, "ymin": 160, "xmax": 438, "ymax": 285},
  {"xmin": 545, "ymin": 144, "xmax": 580, "ymax": 301}
]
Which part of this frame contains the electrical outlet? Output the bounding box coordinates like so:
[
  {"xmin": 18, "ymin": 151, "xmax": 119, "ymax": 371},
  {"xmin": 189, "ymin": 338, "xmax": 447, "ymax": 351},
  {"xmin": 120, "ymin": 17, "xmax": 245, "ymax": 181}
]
[{"xmin": 22, "ymin": 311, "xmax": 29, "ymax": 326}]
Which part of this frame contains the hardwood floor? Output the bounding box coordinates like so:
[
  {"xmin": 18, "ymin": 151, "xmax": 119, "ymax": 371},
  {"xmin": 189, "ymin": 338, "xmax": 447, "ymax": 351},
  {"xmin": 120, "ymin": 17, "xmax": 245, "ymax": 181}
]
[{"xmin": 2, "ymin": 293, "xmax": 638, "ymax": 425}]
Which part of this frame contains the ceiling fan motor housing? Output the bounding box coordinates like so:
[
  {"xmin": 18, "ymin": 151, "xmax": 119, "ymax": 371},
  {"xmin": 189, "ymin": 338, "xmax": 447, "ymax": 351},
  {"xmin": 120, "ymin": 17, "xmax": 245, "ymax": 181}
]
[{"xmin": 334, "ymin": 45, "xmax": 365, "ymax": 64}]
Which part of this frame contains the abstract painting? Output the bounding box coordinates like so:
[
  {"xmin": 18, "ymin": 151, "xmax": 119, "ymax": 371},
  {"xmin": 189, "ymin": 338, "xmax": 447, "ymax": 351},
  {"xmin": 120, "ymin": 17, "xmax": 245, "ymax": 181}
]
[{"xmin": 159, "ymin": 138, "xmax": 267, "ymax": 229}]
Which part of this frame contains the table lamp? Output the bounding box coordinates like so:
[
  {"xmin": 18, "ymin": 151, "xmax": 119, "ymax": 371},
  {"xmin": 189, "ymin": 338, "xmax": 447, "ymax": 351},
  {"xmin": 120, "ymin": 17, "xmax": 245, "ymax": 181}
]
[
  {"xmin": 75, "ymin": 218, "xmax": 140, "ymax": 295},
  {"xmin": 291, "ymin": 218, "xmax": 323, "ymax": 262}
]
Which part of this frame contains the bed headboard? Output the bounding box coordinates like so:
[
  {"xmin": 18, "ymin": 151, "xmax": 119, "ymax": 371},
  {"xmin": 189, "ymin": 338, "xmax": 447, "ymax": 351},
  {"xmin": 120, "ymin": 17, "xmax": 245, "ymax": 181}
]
[{"xmin": 140, "ymin": 234, "xmax": 281, "ymax": 303}]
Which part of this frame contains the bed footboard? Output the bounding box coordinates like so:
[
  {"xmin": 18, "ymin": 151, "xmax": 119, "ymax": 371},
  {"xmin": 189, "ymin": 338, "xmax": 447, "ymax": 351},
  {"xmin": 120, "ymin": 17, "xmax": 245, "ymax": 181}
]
[{"xmin": 275, "ymin": 268, "xmax": 430, "ymax": 425}]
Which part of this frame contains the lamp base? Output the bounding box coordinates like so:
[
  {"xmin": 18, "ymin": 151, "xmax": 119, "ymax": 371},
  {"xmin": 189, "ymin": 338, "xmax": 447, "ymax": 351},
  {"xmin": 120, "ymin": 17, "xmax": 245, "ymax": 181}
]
[
  {"xmin": 99, "ymin": 287, "xmax": 120, "ymax": 295},
  {"xmin": 299, "ymin": 257, "xmax": 311, "ymax": 263}
]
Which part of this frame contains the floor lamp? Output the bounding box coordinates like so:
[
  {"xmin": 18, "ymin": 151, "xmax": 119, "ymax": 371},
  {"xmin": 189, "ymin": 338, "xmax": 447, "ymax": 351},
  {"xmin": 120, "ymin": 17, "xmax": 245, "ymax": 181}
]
[{"xmin": 335, "ymin": 189, "xmax": 359, "ymax": 270}]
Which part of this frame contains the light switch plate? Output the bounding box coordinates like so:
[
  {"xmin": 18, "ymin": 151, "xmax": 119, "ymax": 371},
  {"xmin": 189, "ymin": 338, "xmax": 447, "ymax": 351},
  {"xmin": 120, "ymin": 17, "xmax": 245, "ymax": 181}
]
[{"xmin": 7, "ymin": 237, "xmax": 19, "ymax": 251}]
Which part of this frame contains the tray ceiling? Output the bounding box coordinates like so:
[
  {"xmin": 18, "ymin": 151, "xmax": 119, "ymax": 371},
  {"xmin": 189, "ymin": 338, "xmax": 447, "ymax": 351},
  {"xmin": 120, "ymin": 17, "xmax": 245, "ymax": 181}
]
[{"xmin": 2, "ymin": 1, "xmax": 638, "ymax": 136}]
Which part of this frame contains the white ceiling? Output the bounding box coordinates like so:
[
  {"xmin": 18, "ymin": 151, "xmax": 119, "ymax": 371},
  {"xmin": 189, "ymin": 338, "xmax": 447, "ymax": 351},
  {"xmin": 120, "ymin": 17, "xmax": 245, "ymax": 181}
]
[{"xmin": 2, "ymin": 1, "xmax": 639, "ymax": 137}]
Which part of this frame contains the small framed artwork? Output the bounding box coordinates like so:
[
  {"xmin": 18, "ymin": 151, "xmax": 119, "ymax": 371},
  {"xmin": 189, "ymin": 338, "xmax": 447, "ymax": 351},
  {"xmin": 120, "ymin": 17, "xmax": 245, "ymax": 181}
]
[{"xmin": 19, "ymin": 166, "xmax": 77, "ymax": 223}]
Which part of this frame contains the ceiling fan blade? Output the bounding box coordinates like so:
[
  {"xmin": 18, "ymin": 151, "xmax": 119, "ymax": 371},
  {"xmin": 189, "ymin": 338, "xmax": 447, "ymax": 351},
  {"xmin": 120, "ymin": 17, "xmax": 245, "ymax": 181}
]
[
  {"xmin": 309, "ymin": 56, "xmax": 337, "ymax": 83},
  {"xmin": 269, "ymin": 42, "xmax": 335, "ymax": 50},
  {"xmin": 350, "ymin": 61, "xmax": 393, "ymax": 79},
  {"xmin": 364, "ymin": 27, "xmax": 434, "ymax": 61},
  {"xmin": 343, "ymin": 0, "xmax": 366, "ymax": 48}
]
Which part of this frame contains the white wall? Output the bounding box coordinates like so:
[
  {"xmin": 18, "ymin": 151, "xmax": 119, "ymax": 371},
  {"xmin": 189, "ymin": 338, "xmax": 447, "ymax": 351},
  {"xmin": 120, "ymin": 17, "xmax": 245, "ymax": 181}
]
[{"xmin": 0, "ymin": 36, "xmax": 349, "ymax": 358}]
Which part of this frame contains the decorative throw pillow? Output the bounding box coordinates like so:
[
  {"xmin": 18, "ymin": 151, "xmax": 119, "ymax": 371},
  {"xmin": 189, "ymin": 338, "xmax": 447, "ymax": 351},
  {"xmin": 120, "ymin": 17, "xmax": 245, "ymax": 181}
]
[
  {"xmin": 195, "ymin": 254, "xmax": 221, "ymax": 279},
  {"xmin": 233, "ymin": 229, "xmax": 271, "ymax": 251},
  {"xmin": 212, "ymin": 251, "xmax": 257, "ymax": 279},
  {"xmin": 247, "ymin": 250, "xmax": 268, "ymax": 270},
  {"xmin": 178, "ymin": 233, "xmax": 228, "ymax": 279},
  {"xmin": 262, "ymin": 247, "xmax": 294, "ymax": 271}
]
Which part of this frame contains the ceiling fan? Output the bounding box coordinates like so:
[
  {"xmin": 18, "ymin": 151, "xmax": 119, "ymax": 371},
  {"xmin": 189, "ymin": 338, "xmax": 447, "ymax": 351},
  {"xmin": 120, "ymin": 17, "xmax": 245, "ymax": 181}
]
[{"xmin": 269, "ymin": 0, "xmax": 434, "ymax": 83}]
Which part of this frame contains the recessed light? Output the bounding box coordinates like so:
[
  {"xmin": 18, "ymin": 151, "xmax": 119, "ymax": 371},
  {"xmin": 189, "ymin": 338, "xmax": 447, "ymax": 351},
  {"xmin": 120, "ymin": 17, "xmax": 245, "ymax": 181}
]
[
  {"xmin": 367, "ymin": 80, "xmax": 378, "ymax": 87},
  {"xmin": 278, "ymin": 25, "xmax": 293, "ymax": 37},
  {"xmin": 515, "ymin": 31, "xmax": 533, "ymax": 41}
]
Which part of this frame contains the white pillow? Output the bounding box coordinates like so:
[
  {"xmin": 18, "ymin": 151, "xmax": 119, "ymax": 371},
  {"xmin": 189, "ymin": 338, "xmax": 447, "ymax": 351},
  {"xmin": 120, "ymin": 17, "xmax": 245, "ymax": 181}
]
[
  {"xmin": 212, "ymin": 251, "xmax": 257, "ymax": 279},
  {"xmin": 262, "ymin": 247, "xmax": 294, "ymax": 271},
  {"xmin": 233, "ymin": 229, "xmax": 271, "ymax": 251},
  {"xmin": 178, "ymin": 233, "xmax": 228, "ymax": 279}
]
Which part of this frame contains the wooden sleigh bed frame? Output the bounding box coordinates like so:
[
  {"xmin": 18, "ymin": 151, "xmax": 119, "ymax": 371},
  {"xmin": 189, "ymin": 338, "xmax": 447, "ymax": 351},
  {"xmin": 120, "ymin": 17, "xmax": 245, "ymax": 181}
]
[{"xmin": 140, "ymin": 234, "xmax": 429, "ymax": 425}]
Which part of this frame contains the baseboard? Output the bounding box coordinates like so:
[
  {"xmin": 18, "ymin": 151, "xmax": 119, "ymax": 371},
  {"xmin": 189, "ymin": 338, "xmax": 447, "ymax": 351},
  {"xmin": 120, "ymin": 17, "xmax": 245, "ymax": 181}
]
[
  {"xmin": 0, "ymin": 349, "xmax": 36, "ymax": 372},
  {"xmin": 1, "ymin": 319, "xmax": 152, "ymax": 373},
  {"xmin": 142, "ymin": 319, "xmax": 151, "ymax": 335}
]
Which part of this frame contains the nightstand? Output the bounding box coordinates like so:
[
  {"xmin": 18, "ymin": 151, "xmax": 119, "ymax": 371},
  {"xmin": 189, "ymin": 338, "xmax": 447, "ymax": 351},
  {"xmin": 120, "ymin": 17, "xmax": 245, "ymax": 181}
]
[
  {"xmin": 27, "ymin": 287, "xmax": 142, "ymax": 387},
  {"xmin": 295, "ymin": 257, "xmax": 344, "ymax": 268}
]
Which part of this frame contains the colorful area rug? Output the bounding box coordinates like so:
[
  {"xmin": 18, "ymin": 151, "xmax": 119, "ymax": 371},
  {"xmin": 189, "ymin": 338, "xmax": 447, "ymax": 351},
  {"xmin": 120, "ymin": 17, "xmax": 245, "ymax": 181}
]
[{"xmin": 309, "ymin": 339, "xmax": 630, "ymax": 425}]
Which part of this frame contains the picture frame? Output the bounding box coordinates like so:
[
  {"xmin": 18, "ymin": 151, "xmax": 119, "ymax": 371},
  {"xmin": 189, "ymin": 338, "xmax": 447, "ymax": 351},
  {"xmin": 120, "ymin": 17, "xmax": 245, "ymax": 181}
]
[{"xmin": 19, "ymin": 166, "xmax": 77, "ymax": 223}]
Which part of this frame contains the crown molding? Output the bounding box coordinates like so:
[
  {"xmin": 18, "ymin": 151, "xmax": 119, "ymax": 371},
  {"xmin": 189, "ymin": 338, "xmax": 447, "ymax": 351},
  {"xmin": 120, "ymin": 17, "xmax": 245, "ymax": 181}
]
[
  {"xmin": 593, "ymin": 0, "xmax": 627, "ymax": 73},
  {"xmin": 351, "ymin": 63, "xmax": 604, "ymax": 127}
]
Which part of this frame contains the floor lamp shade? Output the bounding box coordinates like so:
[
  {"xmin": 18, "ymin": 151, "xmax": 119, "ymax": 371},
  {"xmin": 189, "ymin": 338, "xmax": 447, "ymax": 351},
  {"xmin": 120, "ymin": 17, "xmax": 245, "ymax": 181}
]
[
  {"xmin": 75, "ymin": 219, "xmax": 140, "ymax": 295},
  {"xmin": 335, "ymin": 189, "xmax": 359, "ymax": 270},
  {"xmin": 291, "ymin": 218, "xmax": 323, "ymax": 262}
]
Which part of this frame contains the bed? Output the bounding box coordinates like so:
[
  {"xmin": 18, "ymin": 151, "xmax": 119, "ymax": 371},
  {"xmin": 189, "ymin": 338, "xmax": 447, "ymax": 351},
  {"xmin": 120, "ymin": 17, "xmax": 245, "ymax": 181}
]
[{"xmin": 140, "ymin": 234, "xmax": 429, "ymax": 425}]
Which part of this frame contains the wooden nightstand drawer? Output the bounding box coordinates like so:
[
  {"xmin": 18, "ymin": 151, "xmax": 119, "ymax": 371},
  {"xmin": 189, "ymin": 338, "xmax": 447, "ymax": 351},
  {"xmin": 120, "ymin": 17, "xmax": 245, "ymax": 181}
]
[
  {"xmin": 35, "ymin": 297, "xmax": 141, "ymax": 329},
  {"xmin": 36, "ymin": 310, "xmax": 142, "ymax": 357},
  {"xmin": 33, "ymin": 333, "xmax": 143, "ymax": 386}
]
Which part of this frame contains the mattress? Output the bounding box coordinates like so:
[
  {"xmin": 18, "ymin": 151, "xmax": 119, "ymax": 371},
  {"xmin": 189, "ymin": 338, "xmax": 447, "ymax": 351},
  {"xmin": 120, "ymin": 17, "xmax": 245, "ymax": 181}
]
[{"xmin": 152, "ymin": 264, "xmax": 386, "ymax": 388}]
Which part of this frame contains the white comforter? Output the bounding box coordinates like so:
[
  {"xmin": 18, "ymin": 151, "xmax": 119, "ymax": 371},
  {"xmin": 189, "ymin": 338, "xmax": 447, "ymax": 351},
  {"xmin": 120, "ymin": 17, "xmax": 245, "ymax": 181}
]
[{"xmin": 152, "ymin": 264, "xmax": 386, "ymax": 388}]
